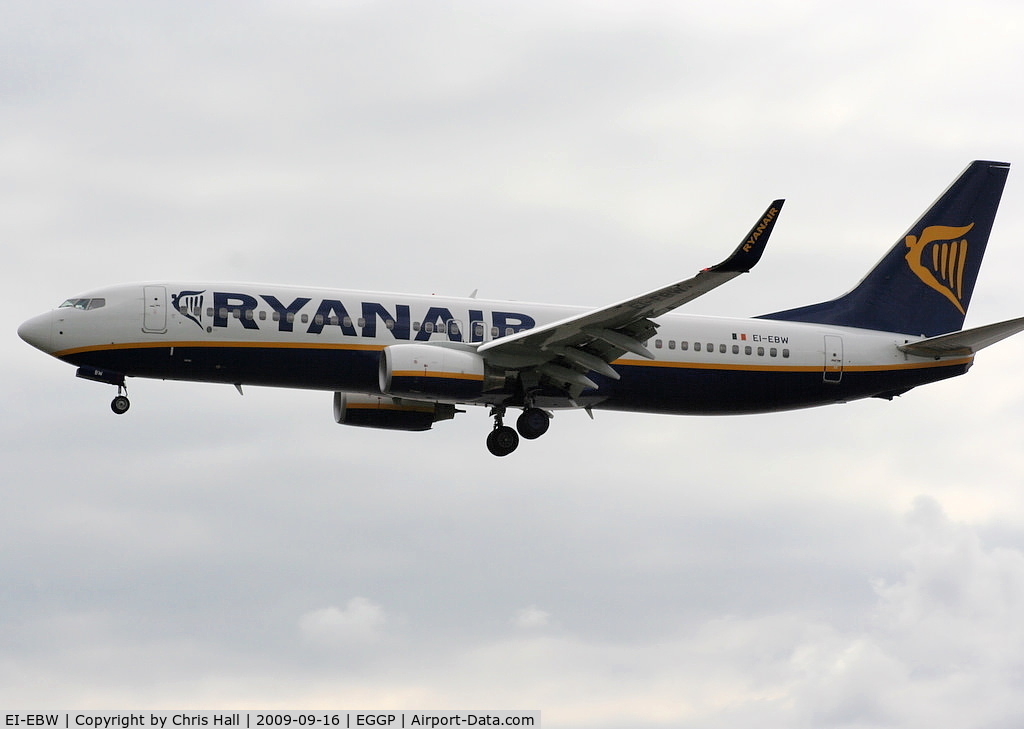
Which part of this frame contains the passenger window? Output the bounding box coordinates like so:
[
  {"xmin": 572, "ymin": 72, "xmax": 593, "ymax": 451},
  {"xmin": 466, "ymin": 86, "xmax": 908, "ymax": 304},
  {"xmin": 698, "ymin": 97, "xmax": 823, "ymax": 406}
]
[
  {"xmin": 245, "ymin": 310, "xmax": 254, "ymax": 321},
  {"xmin": 491, "ymin": 326, "xmax": 499, "ymax": 337},
  {"xmin": 315, "ymin": 314, "xmax": 324, "ymax": 325},
  {"xmin": 719, "ymin": 344, "xmax": 727, "ymax": 354},
  {"xmin": 668, "ymin": 340, "xmax": 676, "ymax": 350},
  {"xmin": 707, "ymin": 343, "xmax": 713, "ymax": 352},
  {"xmin": 413, "ymin": 322, "xmax": 421, "ymax": 331},
  {"xmin": 358, "ymin": 317, "xmax": 366, "ymax": 328},
  {"xmin": 757, "ymin": 346, "xmax": 765, "ymax": 356},
  {"xmin": 770, "ymin": 347, "xmax": 777, "ymax": 357},
  {"xmin": 343, "ymin": 316, "xmax": 353, "ymax": 327},
  {"xmin": 328, "ymin": 315, "xmax": 338, "ymax": 326},
  {"xmin": 680, "ymin": 341, "xmax": 688, "ymax": 351},
  {"xmin": 301, "ymin": 314, "xmax": 308, "ymax": 324},
  {"xmin": 732, "ymin": 345, "xmax": 739, "ymax": 354},
  {"xmin": 207, "ymin": 307, "xmax": 214, "ymax": 317},
  {"xmin": 259, "ymin": 311, "xmax": 266, "ymax": 321},
  {"xmin": 285, "ymin": 312, "xmax": 294, "ymax": 323},
  {"xmin": 745, "ymin": 346, "xmax": 752, "ymax": 355},
  {"xmin": 386, "ymin": 319, "xmax": 396, "ymax": 330},
  {"xmin": 782, "ymin": 348, "xmax": 790, "ymax": 358},
  {"xmin": 655, "ymin": 340, "xmax": 663, "ymax": 349},
  {"xmin": 694, "ymin": 342, "xmax": 702, "ymax": 352},
  {"xmin": 506, "ymin": 327, "xmax": 515, "ymax": 336}
]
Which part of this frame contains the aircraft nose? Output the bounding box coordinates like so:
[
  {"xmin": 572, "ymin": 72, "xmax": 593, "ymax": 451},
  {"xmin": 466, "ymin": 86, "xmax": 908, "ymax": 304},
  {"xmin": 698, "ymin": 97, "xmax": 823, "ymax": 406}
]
[{"xmin": 18, "ymin": 311, "xmax": 54, "ymax": 353}]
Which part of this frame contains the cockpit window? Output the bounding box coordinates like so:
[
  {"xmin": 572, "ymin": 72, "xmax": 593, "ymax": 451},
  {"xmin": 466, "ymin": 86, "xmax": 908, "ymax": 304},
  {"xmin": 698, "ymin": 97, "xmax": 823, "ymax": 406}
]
[{"xmin": 59, "ymin": 298, "xmax": 106, "ymax": 310}]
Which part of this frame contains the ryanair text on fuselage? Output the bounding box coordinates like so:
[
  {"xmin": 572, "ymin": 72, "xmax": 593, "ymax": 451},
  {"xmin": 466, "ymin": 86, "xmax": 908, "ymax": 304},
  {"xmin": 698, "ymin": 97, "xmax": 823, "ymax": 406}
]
[{"xmin": 172, "ymin": 290, "xmax": 537, "ymax": 342}]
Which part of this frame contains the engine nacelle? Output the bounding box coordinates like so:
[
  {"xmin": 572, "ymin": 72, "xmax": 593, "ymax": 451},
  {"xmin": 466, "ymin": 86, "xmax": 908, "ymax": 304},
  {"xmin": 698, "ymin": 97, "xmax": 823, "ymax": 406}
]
[
  {"xmin": 333, "ymin": 392, "xmax": 456, "ymax": 431},
  {"xmin": 379, "ymin": 344, "xmax": 503, "ymax": 401}
]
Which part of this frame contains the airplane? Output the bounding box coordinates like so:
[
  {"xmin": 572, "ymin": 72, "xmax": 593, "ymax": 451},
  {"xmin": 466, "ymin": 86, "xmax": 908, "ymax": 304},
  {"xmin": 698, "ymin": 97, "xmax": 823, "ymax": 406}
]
[{"xmin": 18, "ymin": 160, "xmax": 1024, "ymax": 456}]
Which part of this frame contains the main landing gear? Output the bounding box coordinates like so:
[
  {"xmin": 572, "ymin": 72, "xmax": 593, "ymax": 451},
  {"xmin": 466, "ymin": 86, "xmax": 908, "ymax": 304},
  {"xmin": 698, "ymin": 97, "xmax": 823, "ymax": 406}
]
[{"xmin": 486, "ymin": 406, "xmax": 551, "ymax": 456}]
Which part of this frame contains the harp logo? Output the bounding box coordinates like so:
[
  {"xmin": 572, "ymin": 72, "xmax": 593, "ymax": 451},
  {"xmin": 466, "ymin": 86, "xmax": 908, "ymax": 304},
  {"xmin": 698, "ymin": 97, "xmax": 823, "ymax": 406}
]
[
  {"xmin": 904, "ymin": 224, "xmax": 974, "ymax": 314},
  {"xmin": 171, "ymin": 290, "xmax": 207, "ymax": 329}
]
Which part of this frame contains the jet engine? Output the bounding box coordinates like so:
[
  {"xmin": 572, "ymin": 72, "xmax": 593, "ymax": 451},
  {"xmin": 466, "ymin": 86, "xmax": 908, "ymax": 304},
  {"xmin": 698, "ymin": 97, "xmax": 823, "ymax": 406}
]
[
  {"xmin": 333, "ymin": 392, "xmax": 456, "ymax": 431},
  {"xmin": 378, "ymin": 344, "xmax": 504, "ymax": 401}
]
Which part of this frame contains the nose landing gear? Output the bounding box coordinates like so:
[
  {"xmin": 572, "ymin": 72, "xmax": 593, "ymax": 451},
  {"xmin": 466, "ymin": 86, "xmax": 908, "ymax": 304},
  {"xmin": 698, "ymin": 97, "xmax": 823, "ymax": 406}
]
[
  {"xmin": 110, "ymin": 386, "xmax": 130, "ymax": 415},
  {"xmin": 75, "ymin": 367, "xmax": 131, "ymax": 415}
]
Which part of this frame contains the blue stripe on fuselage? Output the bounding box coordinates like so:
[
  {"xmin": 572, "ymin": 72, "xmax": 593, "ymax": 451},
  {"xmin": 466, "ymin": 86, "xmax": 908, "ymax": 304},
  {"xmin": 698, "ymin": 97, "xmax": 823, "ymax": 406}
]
[{"xmin": 57, "ymin": 342, "xmax": 970, "ymax": 415}]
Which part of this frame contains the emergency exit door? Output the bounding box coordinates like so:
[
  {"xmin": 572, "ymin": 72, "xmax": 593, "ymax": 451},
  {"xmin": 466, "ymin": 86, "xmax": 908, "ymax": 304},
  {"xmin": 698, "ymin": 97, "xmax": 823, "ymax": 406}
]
[{"xmin": 823, "ymin": 334, "xmax": 843, "ymax": 383}]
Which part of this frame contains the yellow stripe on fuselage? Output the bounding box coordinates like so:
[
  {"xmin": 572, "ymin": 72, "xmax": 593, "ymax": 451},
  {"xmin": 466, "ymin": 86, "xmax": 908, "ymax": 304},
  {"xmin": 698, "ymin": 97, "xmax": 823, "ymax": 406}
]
[
  {"xmin": 611, "ymin": 355, "xmax": 973, "ymax": 373},
  {"xmin": 54, "ymin": 340, "xmax": 386, "ymax": 358}
]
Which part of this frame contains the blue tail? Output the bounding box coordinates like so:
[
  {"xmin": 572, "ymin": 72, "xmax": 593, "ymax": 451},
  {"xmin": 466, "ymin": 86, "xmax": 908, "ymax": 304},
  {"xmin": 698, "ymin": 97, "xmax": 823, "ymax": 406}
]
[{"xmin": 760, "ymin": 160, "xmax": 1010, "ymax": 336}]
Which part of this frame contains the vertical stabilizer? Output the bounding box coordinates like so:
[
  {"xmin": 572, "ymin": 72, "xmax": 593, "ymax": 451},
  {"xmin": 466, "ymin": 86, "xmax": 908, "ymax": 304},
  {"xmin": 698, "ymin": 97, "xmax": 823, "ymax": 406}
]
[{"xmin": 760, "ymin": 161, "xmax": 1010, "ymax": 336}]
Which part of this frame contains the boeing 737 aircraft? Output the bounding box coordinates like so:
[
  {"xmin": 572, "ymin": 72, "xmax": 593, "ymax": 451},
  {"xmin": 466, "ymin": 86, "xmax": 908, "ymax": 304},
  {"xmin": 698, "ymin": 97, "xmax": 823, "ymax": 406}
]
[{"xmin": 18, "ymin": 160, "xmax": 1024, "ymax": 455}]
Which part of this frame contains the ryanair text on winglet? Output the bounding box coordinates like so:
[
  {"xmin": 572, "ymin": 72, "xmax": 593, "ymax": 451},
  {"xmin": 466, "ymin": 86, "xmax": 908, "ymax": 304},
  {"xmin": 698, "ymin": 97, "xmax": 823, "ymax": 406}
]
[{"xmin": 742, "ymin": 206, "xmax": 780, "ymax": 253}]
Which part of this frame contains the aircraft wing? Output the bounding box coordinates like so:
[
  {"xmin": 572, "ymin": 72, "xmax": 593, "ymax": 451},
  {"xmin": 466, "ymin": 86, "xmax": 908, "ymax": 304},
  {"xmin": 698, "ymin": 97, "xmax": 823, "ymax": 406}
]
[
  {"xmin": 897, "ymin": 315, "xmax": 1024, "ymax": 358},
  {"xmin": 477, "ymin": 200, "xmax": 784, "ymax": 397}
]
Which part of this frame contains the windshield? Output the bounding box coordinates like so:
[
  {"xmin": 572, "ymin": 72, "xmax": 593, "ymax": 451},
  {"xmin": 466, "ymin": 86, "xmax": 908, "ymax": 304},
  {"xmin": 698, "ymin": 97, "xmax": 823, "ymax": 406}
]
[{"xmin": 59, "ymin": 298, "xmax": 106, "ymax": 310}]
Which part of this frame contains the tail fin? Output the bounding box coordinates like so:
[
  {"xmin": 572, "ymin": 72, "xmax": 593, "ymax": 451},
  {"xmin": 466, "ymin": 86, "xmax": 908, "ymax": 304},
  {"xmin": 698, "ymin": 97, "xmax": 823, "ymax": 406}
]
[{"xmin": 760, "ymin": 160, "xmax": 1010, "ymax": 336}]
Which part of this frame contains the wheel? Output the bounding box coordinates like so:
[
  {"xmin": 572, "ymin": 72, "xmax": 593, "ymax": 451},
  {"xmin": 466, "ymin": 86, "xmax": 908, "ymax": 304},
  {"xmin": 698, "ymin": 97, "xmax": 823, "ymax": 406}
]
[
  {"xmin": 516, "ymin": 408, "xmax": 550, "ymax": 439},
  {"xmin": 111, "ymin": 395, "xmax": 131, "ymax": 415},
  {"xmin": 486, "ymin": 425, "xmax": 520, "ymax": 456}
]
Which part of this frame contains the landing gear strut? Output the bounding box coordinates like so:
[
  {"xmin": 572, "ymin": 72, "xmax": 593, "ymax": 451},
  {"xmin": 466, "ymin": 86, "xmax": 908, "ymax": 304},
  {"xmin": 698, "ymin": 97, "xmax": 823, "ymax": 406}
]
[{"xmin": 486, "ymin": 407, "xmax": 519, "ymax": 457}]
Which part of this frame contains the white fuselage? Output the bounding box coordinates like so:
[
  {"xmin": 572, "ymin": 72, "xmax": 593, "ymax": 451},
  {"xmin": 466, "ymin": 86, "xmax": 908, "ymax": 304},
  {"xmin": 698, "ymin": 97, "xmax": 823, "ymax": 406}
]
[{"xmin": 19, "ymin": 282, "xmax": 971, "ymax": 416}]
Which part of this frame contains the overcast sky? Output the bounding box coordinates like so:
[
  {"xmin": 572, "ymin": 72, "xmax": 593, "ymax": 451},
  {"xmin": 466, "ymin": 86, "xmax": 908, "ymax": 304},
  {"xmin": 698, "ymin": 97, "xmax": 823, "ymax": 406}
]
[{"xmin": 6, "ymin": 1, "xmax": 1024, "ymax": 726}]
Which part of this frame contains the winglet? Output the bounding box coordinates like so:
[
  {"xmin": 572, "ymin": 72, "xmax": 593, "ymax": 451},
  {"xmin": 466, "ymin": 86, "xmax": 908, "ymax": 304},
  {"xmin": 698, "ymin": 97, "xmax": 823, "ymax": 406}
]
[{"xmin": 708, "ymin": 199, "xmax": 785, "ymax": 274}]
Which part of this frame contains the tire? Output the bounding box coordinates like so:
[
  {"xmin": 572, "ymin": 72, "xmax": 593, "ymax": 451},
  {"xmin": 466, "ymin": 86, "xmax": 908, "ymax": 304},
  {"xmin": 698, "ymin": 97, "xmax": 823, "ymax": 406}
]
[
  {"xmin": 486, "ymin": 425, "xmax": 520, "ymax": 456},
  {"xmin": 516, "ymin": 408, "xmax": 550, "ymax": 440}
]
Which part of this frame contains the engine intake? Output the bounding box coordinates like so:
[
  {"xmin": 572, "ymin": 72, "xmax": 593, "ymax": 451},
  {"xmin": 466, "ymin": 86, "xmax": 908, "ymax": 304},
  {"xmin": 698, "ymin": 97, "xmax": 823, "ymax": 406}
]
[{"xmin": 334, "ymin": 392, "xmax": 456, "ymax": 431}]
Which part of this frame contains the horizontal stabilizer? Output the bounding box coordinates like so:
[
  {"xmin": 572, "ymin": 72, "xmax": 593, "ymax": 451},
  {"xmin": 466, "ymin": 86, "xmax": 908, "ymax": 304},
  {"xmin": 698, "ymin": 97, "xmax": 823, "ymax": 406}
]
[{"xmin": 898, "ymin": 315, "xmax": 1024, "ymax": 357}]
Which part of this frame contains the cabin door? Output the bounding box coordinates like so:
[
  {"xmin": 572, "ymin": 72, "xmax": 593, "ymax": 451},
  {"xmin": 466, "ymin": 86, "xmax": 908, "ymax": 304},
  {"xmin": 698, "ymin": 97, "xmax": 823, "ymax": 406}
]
[{"xmin": 143, "ymin": 285, "xmax": 168, "ymax": 333}]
